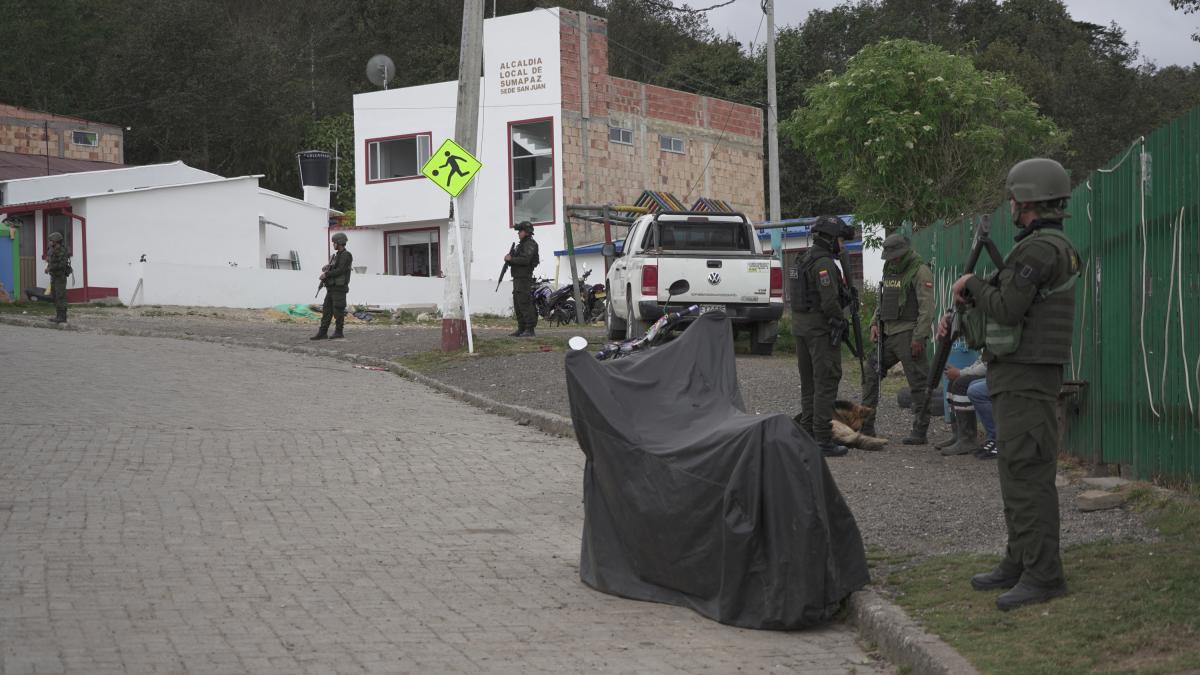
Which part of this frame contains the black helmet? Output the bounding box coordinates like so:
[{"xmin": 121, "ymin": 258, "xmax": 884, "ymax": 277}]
[
  {"xmin": 811, "ymin": 215, "xmax": 847, "ymax": 239},
  {"xmin": 515, "ymin": 220, "xmax": 534, "ymax": 233},
  {"xmin": 331, "ymin": 232, "xmax": 348, "ymax": 245}
]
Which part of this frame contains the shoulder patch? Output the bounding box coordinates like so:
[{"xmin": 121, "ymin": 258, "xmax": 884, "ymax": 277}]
[
  {"xmin": 818, "ymin": 269, "xmax": 831, "ymax": 287},
  {"xmin": 924, "ymin": 281, "xmax": 934, "ymax": 288}
]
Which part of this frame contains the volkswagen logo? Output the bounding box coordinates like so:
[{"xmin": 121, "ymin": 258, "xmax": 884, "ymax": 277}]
[{"xmin": 707, "ymin": 272, "xmax": 721, "ymax": 285}]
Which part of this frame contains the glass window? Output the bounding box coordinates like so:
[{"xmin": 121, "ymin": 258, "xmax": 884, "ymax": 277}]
[
  {"xmin": 609, "ymin": 125, "xmax": 633, "ymax": 145},
  {"xmin": 659, "ymin": 134, "xmax": 685, "ymax": 154},
  {"xmin": 71, "ymin": 130, "xmax": 98, "ymax": 147},
  {"xmin": 46, "ymin": 212, "xmax": 73, "ymax": 254},
  {"xmin": 510, "ymin": 118, "xmax": 554, "ymax": 225},
  {"xmin": 651, "ymin": 220, "xmax": 751, "ymax": 252},
  {"xmin": 386, "ymin": 229, "xmax": 440, "ymax": 277},
  {"xmin": 367, "ymin": 134, "xmax": 431, "ymax": 182}
]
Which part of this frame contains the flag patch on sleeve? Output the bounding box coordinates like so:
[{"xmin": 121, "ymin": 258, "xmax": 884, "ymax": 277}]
[{"xmin": 819, "ymin": 269, "xmax": 831, "ymax": 287}]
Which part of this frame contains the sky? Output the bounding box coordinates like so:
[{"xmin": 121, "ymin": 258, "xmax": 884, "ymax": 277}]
[{"xmin": 692, "ymin": 0, "xmax": 1198, "ymax": 68}]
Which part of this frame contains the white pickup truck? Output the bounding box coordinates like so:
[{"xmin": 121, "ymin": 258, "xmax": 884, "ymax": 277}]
[{"xmin": 601, "ymin": 211, "xmax": 784, "ymax": 355}]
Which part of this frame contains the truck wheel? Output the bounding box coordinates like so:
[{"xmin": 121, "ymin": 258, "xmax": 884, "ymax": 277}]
[
  {"xmin": 625, "ymin": 293, "xmax": 647, "ymax": 340},
  {"xmin": 605, "ymin": 297, "xmax": 625, "ymax": 339},
  {"xmin": 749, "ymin": 322, "xmax": 776, "ymax": 356}
]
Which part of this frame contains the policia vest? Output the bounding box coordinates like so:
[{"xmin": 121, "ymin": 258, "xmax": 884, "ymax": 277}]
[
  {"xmin": 879, "ymin": 270, "xmax": 919, "ymax": 323},
  {"xmin": 963, "ymin": 228, "xmax": 1079, "ymax": 364}
]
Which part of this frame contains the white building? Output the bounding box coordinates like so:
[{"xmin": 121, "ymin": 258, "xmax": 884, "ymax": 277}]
[{"xmin": 0, "ymin": 161, "xmax": 335, "ymax": 306}]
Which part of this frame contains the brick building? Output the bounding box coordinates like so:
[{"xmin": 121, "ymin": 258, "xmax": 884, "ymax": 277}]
[
  {"xmin": 350, "ymin": 7, "xmax": 764, "ymax": 287},
  {"xmin": 0, "ymin": 104, "xmax": 124, "ymax": 183}
]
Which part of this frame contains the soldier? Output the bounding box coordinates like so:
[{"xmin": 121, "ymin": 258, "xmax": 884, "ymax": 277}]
[
  {"xmin": 44, "ymin": 231, "xmax": 70, "ymax": 324},
  {"xmin": 790, "ymin": 215, "xmax": 852, "ymax": 458},
  {"xmin": 311, "ymin": 232, "xmax": 353, "ymax": 340},
  {"xmin": 861, "ymin": 233, "xmax": 935, "ymax": 443},
  {"xmin": 506, "ymin": 221, "xmax": 539, "ymax": 337},
  {"xmin": 946, "ymin": 158, "xmax": 1080, "ymax": 611}
]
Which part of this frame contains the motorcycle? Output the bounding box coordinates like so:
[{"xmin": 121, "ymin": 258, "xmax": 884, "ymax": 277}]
[
  {"xmin": 534, "ymin": 269, "xmax": 603, "ymax": 326},
  {"xmin": 569, "ymin": 279, "xmax": 696, "ymax": 360}
]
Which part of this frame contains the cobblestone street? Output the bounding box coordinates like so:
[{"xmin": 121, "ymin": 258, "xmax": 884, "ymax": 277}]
[{"xmin": 0, "ymin": 324, "xmax": 888, "ymax": 674}]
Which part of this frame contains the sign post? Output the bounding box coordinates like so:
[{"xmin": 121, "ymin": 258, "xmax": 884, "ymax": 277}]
[{"xmin": 421, "ymin": 138, "xmax": 483, "ymax": 353}]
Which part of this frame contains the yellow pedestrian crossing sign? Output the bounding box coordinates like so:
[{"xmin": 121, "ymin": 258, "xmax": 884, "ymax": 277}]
[{"xmin": 421, "ymin": 138, "xmax": 482, "ymax": 198}]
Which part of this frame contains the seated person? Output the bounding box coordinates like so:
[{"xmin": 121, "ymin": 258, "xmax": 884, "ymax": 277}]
[
  {"xmin": 967, "ymin": 378, "xmax": 998, "ymax": 459},
  {"xmin": 937, "ymin": 357, "xmax": 987, "ymax": 456}
]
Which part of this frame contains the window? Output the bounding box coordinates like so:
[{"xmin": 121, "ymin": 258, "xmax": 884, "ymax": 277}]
[
  {"xmin": 45, "ymin": 212, "xmax": 73, "ymax": 254},
  {"xmin": 367, "ymin": 133, "xmax": 431, "ymax": 183},
  {"xmin": 609, "ymin": 125, "xmax": 633, "ymax": 145},
  {"xmin": 386, "ymin": 228, "xmax": 440, "ymax": 277},
  {"xmin": 71, "ymin": 130, "xmax": 98, "ymax": 147},
  {"xmin": 645, "ymin": 220, "xmax": 752, "ymax": 252},
  {"xmin": 509, "ymin": 118, "xmax": 554, "ymax": 225},
  {"xmin": 659, "ymin": 134, "xmax": 685, "ymax": 154}
]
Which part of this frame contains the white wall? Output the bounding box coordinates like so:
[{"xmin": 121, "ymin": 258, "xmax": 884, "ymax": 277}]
[
  {"xmin": 351, "ymin": 7, "xmax": 564, "ymax": 284},
  {"xmin": 257, "ymin": 190, "xmax": 330, "ymax": 275},
  {"xmin": 1, "ymin": 161, "xmax": 219, "ymax": 206},
  {"xmin": 120, "ymin": 261, "xmax": 515, "ymax": 314}
]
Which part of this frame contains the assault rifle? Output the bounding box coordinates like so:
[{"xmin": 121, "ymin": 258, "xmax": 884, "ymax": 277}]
[
  {"xmin": 926, "ymin": 215, "xmax": 1006, "ymax": 389},
  {"xmin": 496, "ymin": 243, "xmax": 516, "ymax": 292},
  {"xmin": 836, "ymin": 247, "xmax": 865, "ymax": 379},
  {"xmin": 315, "ymin": 252, "xmax": 336, "ymax": 298}
]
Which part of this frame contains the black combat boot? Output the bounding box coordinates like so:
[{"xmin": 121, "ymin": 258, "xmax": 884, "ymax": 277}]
[
  {"xmin": 901, "ymin": 423, "xmax": 928, "ymax": 445},
  {"xmin": 996, "ymin": 580, "xmax": 1068, "ymax": 611},
  {"xmin": 934, "ymin": 414, "xmax": 959, "ymax": 449},
  {"xmin": 941, "ymin": 410, "xmax": 980, "ymax": 456},
  {"xmin": 520, "ymin": 328, "xmax": 536, "ymax": 337},
  {"xmin": 59, "ymin": 309, "xmax": 68, "ymax": 323},
  {"xmin": 818, "ymin": 441, "xmax": 849, "ymax": 458},
  {"xmin": 509, "ymin": 326, "xmax": 525, "ymax": 337},
  {"xmin": 310, "ymin": 323, "xmax": 329, "ymax": 340},
  {"xmin": 330, "ymin": 315, "xmax": 345, "ymax": 339},
  {"xmin": 970, "ymin": 567, "xmax": 1022, "ymax": 591}
]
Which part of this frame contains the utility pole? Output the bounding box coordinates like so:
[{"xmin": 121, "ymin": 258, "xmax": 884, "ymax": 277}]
[
  {"xmin": 765, "ymin": 0, "xmax": 782, "ymax": 259},
  {"xmin": 442, "ymin": 0, "xmax": 485, "ymax": 352}
]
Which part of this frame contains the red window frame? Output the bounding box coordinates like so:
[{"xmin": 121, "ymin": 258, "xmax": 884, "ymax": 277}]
[
  {"xmin": 383, "ymin": 226, "xmax": 442, "ymax": 277},
  {"xmin": 364, "ymin": 132, "xmax": 432, "ymax": 184},
  {"xmin": 42, "ymin": 208, "xmax": 74, "ymax": 255},
  {"xmin": 507, "ymin": 116, "xmax": 556, "ymax": 227}
]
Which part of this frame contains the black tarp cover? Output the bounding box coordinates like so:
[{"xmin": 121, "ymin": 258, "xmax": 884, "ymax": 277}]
[{"xmin": 565, "ymin": 313, "xmax": 869, "ymax": 629}]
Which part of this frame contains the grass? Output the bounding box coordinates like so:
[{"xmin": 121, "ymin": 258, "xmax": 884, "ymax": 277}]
[
  {"xmin": 882, "ymin": 489, "xmax": 1200, "ymax": 674},
  {"xmin": 396, "ymin": 334, "xmax": 571, "ymax": 373},
  {"xmin": 0, "ymin": 300, "xmax": 55, "ymax": 315}
]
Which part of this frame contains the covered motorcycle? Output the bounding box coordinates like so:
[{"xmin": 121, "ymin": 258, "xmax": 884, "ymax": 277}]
[{"xmin": 564, "ymin": 312, "xmax": 869, "ymax": 629}]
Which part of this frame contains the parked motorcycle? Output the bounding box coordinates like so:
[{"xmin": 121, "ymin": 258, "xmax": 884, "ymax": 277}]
[
  {"xmin": 533, "ymin": 269, "xmax": 603, "ymax": 326},
  {"xmin": 570, "ymin": 279, "xmax": 696, "ymax": 360}
]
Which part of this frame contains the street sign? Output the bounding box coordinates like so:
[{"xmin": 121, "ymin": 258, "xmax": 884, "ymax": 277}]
[{"xmin": 420, "ymin": 138, "xmax": 482, "ymax": 198}]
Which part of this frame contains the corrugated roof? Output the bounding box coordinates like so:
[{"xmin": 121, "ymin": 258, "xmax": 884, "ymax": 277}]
[{"xmin": 0, "ymin": 150, "xmax": 123, "ymax": 182}]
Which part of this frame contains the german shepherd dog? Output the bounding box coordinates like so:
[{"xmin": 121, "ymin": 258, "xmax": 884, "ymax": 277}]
[{"xmin": 831, "ymin": 400, "xmax": 888, "ymax": 451}]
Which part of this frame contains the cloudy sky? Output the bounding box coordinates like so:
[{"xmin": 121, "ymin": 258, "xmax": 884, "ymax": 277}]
[{"xmin": 693, "ymin": 0, "xmax": 1198, "ymax": 68}]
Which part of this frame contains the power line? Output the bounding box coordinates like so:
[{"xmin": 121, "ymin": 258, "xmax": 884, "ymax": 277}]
[{"xmin": 641, "ymin": 0, "xmax": 740, "ymax": 13}]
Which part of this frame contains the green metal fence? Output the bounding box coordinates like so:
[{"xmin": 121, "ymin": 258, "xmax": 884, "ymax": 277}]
[{"xmin": 911, "ymin": 107, "xmax": 1200, "ymax": 483}]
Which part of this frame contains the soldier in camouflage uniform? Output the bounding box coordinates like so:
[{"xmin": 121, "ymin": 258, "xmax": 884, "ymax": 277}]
[
  {"xmin": 945, "ymin": 158, "xmax": 1080, "ymax": 611},
  {"xmin": 790, "ymin": 215, "xmax": 852, "ymax": 458},
  {"xmin": 44, "ymin": 231, "xmax": 70, "ymax": 324},
  {"xmin": 311, "ymin": 232, "xmax": 353, "ymax": 340},
  {"xmin": 506, "ymin": 221, "xmax": 539, "ymax": 337},
  {"xmin": 861, "ymin": 234, "xmax": 935, "ymax": 443}
]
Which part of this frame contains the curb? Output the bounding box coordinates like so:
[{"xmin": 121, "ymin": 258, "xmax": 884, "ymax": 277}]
[{"xmin": 0, "ymin": 314, "xmax": 974, "ymax": 675}]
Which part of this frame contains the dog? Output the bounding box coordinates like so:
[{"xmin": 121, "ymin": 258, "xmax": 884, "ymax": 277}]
[{"xmin": 831, "ymin": 400, "xmax": 888, "ymax": 451}]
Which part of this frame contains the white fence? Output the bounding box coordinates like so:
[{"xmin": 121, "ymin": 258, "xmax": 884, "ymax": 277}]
[{"xmin": 117, "ymin": 262, "xmax": 515, "ymax": 314}]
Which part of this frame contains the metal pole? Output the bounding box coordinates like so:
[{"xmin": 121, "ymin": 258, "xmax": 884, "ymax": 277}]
[
  {"xmin": 765, "ymin": 0, "xmax": 782, "ymax": 260},
  {"xmin": 602, "ymin": 205, "xmax": 612, "ymax": 276},
  {"xmin": 453, "ymin": 196, "xmax": 474, "ymax": 352},
  {"xmin": 564, "ymin": 216, "xmax": 583, "ymax": 323},
  {"xmin": 441, "ymin": 0, "xmax": 485, "ymax": 352}
]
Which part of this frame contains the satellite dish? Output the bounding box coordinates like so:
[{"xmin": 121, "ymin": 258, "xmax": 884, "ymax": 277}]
[{"xmin": 366, "ymin": 54, "xmax": 396, "ymax": 89}]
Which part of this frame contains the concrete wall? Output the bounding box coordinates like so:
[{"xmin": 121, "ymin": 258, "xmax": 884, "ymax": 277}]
[
  {"xmin": 1, "ymin": 162, "xmax": 220, "ymax": 206},
  {"xmin": 119, "ymin": 261, "xmax": 515, "ymax": 314},
  {"xmin": 257, "ymin": 190, "xmax": 332, "ymax": 274}
]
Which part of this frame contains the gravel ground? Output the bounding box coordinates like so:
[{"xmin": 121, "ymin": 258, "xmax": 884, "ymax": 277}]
[{"xmin": 27, "ymin": 306, "xmax": 1158, "ymax": 560}]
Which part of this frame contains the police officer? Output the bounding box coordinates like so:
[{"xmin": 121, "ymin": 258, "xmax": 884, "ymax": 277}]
[
  {"xmin": 506, "ymin": 221, "xmax": 539, "ymax": 337},
  {"xmin": 861, "ymin": 233, "xmax": 935, "ymax": 443},
  {"xmin": 790, "ymin": 215, "xmax": 851, "ymax": 458},
  {"xmin": 44, "ymin": 231, "xmax": 70, "ymax": 324},
  {"xmin": 946, "ymin": 158, "xmax": 1079, "ymax": 611},
  {"xmin": 311, "ymin": 232, "xmax": 353, "ymax": 340}
]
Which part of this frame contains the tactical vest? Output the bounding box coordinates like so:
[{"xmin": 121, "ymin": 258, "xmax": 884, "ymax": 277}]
[
  {"xmin": 327, "ymin": 250, "xmax": 352, "ymax": 290},
  {"xmin": 985, "ymin": 229, "xmax": 1079, "ymax": 364},
  {"xmin": 789, "ymin": 249, "xmax": 831, "ymax": 312},
  {"xmin": 879, "ymin": 270, "xmax": 919, "ymax": 322}
]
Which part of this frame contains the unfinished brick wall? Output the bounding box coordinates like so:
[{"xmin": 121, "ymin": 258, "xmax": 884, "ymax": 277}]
[
  {"xmin": 0, "ymin": 104, "xmax": 124, "ymax": 164},
  {"xmin": 558, "ymin": 9, "xmax": 764, "ymax": 246}
]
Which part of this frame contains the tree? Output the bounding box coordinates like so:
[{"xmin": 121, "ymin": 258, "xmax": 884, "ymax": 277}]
[{"xmin": 784, "ymin": 39, "xmax": 1063, "ymax": 234}]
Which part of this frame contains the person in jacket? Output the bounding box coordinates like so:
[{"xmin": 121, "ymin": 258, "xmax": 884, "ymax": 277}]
[
  {"xmin": 507, "ymin": 221, "xmax": 540, "ymax": 337},
  {"xmin": 44, "ymin": 231, "xmax": 70, "ymax": 324},
  {"xmin": 311, "ymin": 232, "xmax": 353, "ymax": 340}
]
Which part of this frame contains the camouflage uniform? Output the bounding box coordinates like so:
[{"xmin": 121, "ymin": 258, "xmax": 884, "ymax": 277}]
[
  {"xmin": 45, "ymin": 234, "xmax": 70, "ymax": 324},
  {"xmin": 313, "ymin": 235, "xmax": 352, "ymax": 340},
  {"xmin": 509, "ymin": 223, "xmax": 539, "ymax": 337}
]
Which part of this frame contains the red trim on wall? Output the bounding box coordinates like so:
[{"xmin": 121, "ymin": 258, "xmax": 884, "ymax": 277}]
[
  {"xmin": 382, "ymin": 225, "xmax": 442, "ymax": 276},
  {"xmin": 364, "ymin": 132, "xmax": 433, "ymax": 184},
  {"xmin": 506, "ymin": 116, "xmax": 556, "ymax": 229}
]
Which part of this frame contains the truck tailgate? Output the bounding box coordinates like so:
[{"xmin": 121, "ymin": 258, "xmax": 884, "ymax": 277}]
[{"xmin": 654, "ymin": 254, "xmax": 773, "ymax": 305}]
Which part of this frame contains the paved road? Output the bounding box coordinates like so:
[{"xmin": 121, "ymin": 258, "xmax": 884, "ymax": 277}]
[{"xmin": 0, "ymin": 325, "xmax": 888, "ymax": 674}]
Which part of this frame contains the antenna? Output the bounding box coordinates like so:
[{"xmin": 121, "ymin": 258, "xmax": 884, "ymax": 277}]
[
  {"xmin": 366, "ymin": 54, "xmax": 396, "ymax": 90},
  {"xmin": 331, "ymin": 138, "xmax": 340, "ymax": 193}
]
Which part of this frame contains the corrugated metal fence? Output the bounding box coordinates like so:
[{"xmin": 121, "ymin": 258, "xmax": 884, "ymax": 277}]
[{"xmin": 911, "ymin": 108, "xmax": 1200, "ymax": 483}]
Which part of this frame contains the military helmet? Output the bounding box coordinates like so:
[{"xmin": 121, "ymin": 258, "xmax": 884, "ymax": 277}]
[
  {"xmin": 48, "ymin": 231, "xmax": 63, "ymax": 242},
  {"xmin": 514, "ymin": 220, "xmax": 534, "ymax": 233},
  {"xmin": 881, "ymin": 233, "xmax": 911, "ymax": 261},
  {"xmin": 1006, "ymin": 158, "xmax": 1070, "ymax": 204},
  {"xmin": 811, "ymin": 215, "xmax": 847, "ymax": 239},
  {"xmin": 331, "ymin": 232, "xmax": 348, "ymax": 245}
]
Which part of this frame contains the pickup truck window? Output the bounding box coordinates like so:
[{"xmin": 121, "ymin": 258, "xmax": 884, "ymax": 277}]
[{"xmin": 647, "ymin": 221, "xmax": 753, "ymax": 252}]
